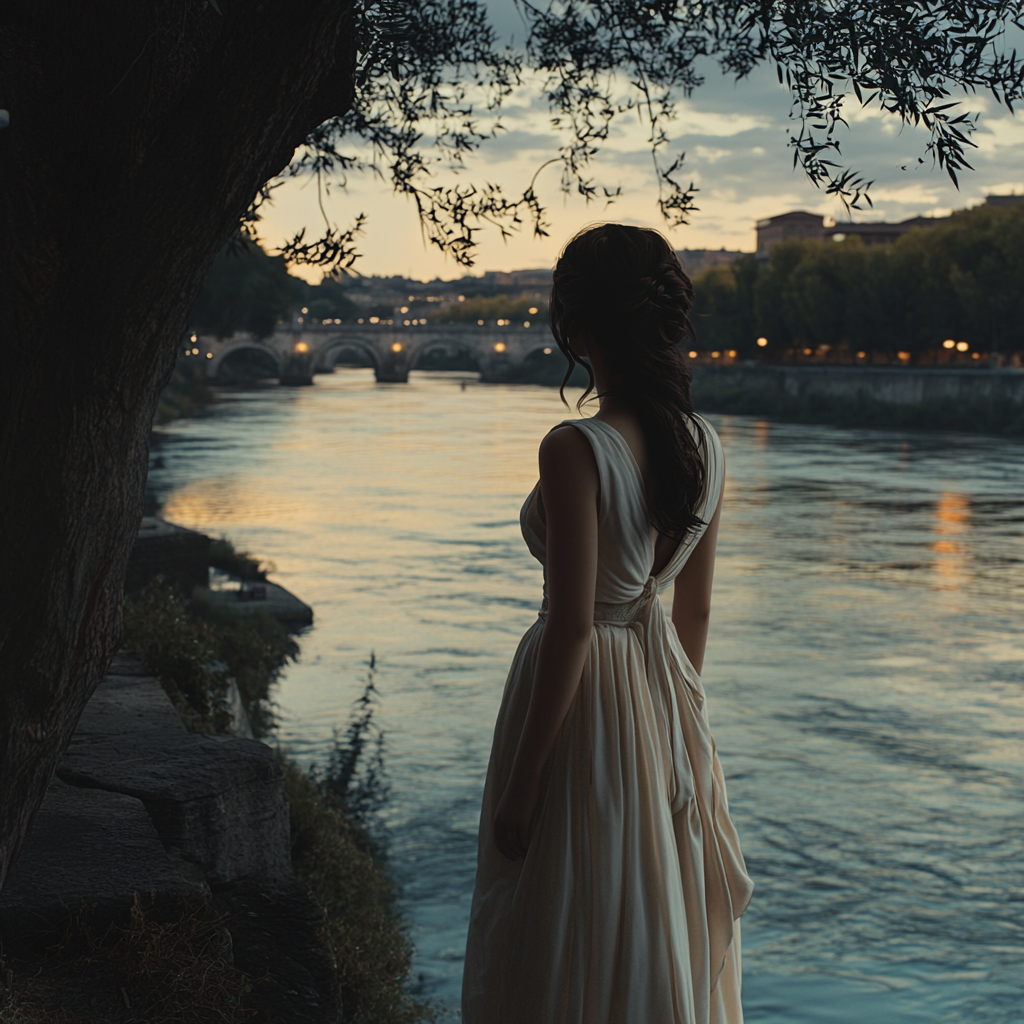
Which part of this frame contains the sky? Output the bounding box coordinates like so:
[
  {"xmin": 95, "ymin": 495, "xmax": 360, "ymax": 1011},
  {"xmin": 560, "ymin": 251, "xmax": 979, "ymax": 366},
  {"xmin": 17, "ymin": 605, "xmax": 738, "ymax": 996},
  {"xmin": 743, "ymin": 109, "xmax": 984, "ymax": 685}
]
[{"xmin": 258, "ymin": 8, "xmax": 1024, "ymax": 283}]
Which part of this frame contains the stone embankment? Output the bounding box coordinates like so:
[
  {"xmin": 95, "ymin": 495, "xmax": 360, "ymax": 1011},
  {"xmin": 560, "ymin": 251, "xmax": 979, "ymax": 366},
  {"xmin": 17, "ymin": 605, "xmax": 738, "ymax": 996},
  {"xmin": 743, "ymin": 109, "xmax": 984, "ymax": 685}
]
[
  {"xmin": 0, "ymin": 652, "xmax": 338, "ymax": 1021},
  {"xmin": 693, "ymin": 365, "xmax": 1024, "ymax": 405},
  {"xmin": 1, "ymin": 519, "xmax": 332, "ymax": 1020},
  {"xmin": 691, "ymin": 365, "xmax": 1024, "ymax": 433}
]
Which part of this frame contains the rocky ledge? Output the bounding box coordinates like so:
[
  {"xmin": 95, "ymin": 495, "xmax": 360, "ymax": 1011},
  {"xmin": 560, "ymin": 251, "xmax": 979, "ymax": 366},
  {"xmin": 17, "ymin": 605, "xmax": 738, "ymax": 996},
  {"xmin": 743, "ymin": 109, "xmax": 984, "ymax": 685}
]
[{"xmin": 0, "ymin": 652, "xmax": 339, "ymax": 1022}]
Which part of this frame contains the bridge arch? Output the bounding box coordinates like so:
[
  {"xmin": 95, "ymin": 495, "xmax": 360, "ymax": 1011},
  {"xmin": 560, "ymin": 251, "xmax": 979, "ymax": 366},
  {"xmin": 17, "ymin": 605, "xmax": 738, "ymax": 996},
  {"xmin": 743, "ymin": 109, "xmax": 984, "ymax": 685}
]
[
  {"xmin": 209, "ymin": 342, "xmax": 284, "ymax": 380},
  {"xmin": 408, "ymin": 338, "xmax": 481, "ymax": 373},
  {"xmin": 316, "ymin": 338, "xmax": 382, "ymax": 374}
]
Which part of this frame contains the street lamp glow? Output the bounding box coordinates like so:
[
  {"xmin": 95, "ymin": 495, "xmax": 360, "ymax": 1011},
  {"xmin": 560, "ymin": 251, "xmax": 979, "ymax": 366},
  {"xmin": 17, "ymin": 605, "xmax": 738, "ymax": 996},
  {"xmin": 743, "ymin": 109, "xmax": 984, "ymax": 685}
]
[
  {"xmin": 756, "ymin": 337, "xmax": 768, "ymax": 347},
  {"xmin": 529, "ymin": 307, "xmax": 539, "ymax": 315},
  {"xmin": 942, "ymin": 339, "xmax": 956, "ymax": 349},
  {"xmin": 711, "ymin": 351, "xmax": 720, "ymax": 358},
  {"xmin": 956, "ymin": 341, "xmax": 969, "ymax": 352},
  {"xmin": 688, "ymin": 350, "xmax": 697, "ymax": 358},
  {"xmin": 391, "ymin": 342, "xmax": 403, "ymax": 353},
  {"xmin": 494, "ymin": 342, "xmax": 507, "ymax": 353},
  {"xmin": 295, "ymin": 341, "xmax": 309, "ymax": 353}
]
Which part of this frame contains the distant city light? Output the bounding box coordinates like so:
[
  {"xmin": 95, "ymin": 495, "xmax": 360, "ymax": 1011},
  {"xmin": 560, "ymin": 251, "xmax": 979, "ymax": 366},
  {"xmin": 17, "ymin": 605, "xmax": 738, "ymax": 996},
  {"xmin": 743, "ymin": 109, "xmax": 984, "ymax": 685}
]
[
  {"xmin": 295, "ymin": 342, "xmax": 309, "ymax": 353},
  {"xmin": 688, "ymin": 350, "xmax": 697, "ymax": 358},
  {"xmin": 942, "ymin": 339, "xmax": 956, "ymax": 349},
  {"xmin": 727, "ymin": 349, "xmax": 737, "ymax": 358},
  {"xmin": 477, "ymin": 319, "xmax": 484, "ymax": 325},
  {"xmin": 543, "ymin": 347, "xmax": 552, "ymax": 355},
  {"xmin": 369, "ymin": 316, "xmax": 379, "ymax": 324},
  {"xmin": 206, "ymin": 352, "xmax": 212, "ymax": 359},
  {"xmin": 391, "ymin": 342, "xmax": 403, "ymax": 352},
  {"xmin": 358, "ymin": 318, "xmax": 364, "ymax": 323},
  {"xmin": 898, "ymin": 351, "xmax": 911, "ymax": 361},
  {"xmin": 528, "ymin": 307, "xmax": 539, "ymax": 315},
  {"xmin": 458, "ymin": 295, "xmax": 466, "ymax": 302},
  {"xmin": 956, "ymin": 341, "xmax": 969, "ymax": 352},
  {"xmin": 403, "ymin": 319, "xmax": 410, "ymax": 326},
  {"xmin": 301, "ymin": 307, "xmax": 308, "ymax": 314},
  {"xmin": 756, "ymin": 337, "xmax": 768, "ymax": 347},
  {"xmin": 192, "ymin": 347, "xmax": 198, "ymax": 355},
  {"xmin": 400, "ymin": 306, "xmax": 409, "ymax": 313},
  {"xmin": 972, "ymin": 352, "xmax": 981, "ymax": 359},
  {"xmin": 711, "ymin": 351, "xmax": 720, "ymax": 358},
  {"xmin": 524, "ymin": 321, "xmax": 531, "ymax": 328},
  {"xmin": 494, "ymin": 342, "xmax": 507, "ymax": 353},
  {"xmin": 802, "ymin": 348, "xmax": 812, "ymax": 355},
  {"xmin": 856, "ymin": 351, "xmax": 866, "ymax": 358},
  {"xmin": 190, "ymin": 333, "xmax": 197, "ymax": 342}
]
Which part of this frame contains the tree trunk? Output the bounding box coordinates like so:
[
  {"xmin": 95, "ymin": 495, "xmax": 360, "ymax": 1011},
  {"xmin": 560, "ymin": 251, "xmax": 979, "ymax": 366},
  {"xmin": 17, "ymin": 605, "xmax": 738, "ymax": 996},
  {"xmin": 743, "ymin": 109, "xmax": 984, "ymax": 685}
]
[{"xmin": 0, "ymin": 1, "xmax": 357, "ymax": 891}]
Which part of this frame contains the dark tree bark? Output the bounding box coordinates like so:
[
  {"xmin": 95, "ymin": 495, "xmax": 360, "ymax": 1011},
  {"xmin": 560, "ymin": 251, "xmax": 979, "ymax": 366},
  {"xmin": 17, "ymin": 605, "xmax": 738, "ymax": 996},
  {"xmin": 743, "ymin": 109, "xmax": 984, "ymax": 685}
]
[{"xmin": 0, "ymin": 1, "xmax": 357, "ymax": 891}]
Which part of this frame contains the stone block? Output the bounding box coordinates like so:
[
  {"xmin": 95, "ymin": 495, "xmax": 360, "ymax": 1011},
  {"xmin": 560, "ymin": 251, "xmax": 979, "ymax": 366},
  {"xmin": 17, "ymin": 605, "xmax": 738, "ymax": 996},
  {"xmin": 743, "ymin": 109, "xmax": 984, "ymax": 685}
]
[
  {"xmin": 0, "ymin": 778, "xmax": 201, "ymax": 949},
  {"xmin": 57, "ymin": 667, "xmax": 291, "ymax": 884},
  {"xmin": 193, "ymin": 579, "xmax": 314, "ymax": 626}
]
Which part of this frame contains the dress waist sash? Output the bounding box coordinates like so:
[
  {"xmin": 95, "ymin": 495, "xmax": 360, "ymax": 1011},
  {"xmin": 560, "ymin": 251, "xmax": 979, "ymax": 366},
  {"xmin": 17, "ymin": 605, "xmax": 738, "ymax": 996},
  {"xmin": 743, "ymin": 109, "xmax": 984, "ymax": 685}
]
[{"xmin": 537, "ymin": 576, "xmax": 660, "ymax": 626}]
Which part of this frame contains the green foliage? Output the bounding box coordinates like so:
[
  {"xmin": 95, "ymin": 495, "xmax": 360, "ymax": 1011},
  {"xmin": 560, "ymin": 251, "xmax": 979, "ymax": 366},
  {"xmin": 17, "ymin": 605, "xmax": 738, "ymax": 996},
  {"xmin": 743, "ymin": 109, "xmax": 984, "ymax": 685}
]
[
  {"xmin": 0, "ymin": 894, "xmax": 255, "ymax": 1023},
  {"xmin": 426, "ymin": 294, "xmax": 546, "ymax": 324},
  {"xmin": 190, "ymin": 235, "xmax": 303, "ymax": 339},
  {"xmin": 122, "ymin": 578, "xmax": 296, "ymax": 738},
  {"xmin": 283, "ymin": 669, "xmax": 432, "ymax": 1022},
  {"xmin": 268, "ymin": 1, "xmax": 1024, "ymax": 272},
  {"xmin": 283, "ymin": 760, "xmax": 432, "ymax": 1024},
  {"xmin": 691, "ymin": 203, "xmax": 1024, "ymax": 358},
  {"xmin": 299, "ymin": 276, "xmax": 360, "ymax": 322},
  {"xmin": 208, "ymin": 538, "xmax": 274, "ymax": 581}
]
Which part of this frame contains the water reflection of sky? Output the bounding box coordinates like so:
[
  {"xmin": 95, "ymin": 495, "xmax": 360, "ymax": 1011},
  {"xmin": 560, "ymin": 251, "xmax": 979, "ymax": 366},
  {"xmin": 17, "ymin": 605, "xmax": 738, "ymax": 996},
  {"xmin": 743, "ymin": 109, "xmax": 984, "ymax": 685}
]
[{"xmin": 149, "ymin": 371, "xmax": 1023, "ymax": 1023}]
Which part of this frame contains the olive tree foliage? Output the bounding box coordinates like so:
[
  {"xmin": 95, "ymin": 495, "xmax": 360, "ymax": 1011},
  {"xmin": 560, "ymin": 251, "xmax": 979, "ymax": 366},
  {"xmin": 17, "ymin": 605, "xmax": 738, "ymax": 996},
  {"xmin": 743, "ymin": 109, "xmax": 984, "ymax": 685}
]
[{"xmin": 259, "ymin": 0, "xmax": 1024, "ymax": 273}]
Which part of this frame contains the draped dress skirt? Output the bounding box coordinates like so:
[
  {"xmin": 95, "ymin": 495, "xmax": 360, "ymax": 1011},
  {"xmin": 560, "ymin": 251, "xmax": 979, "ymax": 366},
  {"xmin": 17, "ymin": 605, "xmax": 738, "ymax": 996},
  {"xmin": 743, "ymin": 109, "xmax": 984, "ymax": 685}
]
[{"xmin": 462, "ymin": 415, "xmax": 753, "ymax": 1024}]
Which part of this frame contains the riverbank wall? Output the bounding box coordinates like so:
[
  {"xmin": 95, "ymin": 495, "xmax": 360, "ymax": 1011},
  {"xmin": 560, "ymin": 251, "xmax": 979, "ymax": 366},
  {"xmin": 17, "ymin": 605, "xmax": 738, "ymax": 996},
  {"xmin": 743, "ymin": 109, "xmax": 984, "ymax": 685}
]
[{"xmin": 691, "ymin": 366, "xmax": 1024, "ymax": 434}]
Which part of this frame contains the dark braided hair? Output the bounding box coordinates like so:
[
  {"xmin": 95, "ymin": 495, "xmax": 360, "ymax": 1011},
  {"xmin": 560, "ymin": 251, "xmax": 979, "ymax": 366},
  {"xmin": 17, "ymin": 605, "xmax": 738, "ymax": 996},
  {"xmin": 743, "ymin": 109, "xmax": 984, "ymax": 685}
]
[{"xmin": 549, "ymin": 223, "xmax": 707, "ymax": 540}]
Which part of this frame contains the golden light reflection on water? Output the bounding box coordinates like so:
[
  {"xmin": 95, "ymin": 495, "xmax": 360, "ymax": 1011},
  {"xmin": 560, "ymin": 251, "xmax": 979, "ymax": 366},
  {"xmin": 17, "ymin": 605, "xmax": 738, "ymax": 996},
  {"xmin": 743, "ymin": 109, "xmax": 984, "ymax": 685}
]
[
  {"xmin": 753, "ymin": 420, "xmax": 771, "ymax": 451},
  {"xmin": 931, "ymin": 491, "xmax": 971, "ymax": 588},
  {"xmin": 164, "ymin": 479, "xmax": 309, "ymax": 527}
]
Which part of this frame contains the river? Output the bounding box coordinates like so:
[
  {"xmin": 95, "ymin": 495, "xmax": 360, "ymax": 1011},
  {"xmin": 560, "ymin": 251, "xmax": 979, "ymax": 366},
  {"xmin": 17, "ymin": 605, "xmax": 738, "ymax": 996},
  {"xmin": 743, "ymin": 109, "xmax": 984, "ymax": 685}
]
[{"xmin": 147, "ymin": 368, "xmax": 1023, "ymax": 1023}]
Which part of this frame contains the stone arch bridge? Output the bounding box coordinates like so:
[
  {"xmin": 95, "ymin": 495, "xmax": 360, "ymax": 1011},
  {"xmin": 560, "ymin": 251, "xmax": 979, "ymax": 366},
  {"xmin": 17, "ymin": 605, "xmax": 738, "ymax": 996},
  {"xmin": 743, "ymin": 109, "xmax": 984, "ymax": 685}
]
[{"xmin": 186, "ymin": 323, "xmax": 557, "ymax": 384}]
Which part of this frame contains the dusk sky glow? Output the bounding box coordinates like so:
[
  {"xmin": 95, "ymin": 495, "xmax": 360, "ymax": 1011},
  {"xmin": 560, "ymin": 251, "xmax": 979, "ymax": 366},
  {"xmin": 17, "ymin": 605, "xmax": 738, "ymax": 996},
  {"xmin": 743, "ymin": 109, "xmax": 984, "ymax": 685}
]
[{"xmin": 259, "ymin": 6, "xmax": 1024, "ymax": 283}]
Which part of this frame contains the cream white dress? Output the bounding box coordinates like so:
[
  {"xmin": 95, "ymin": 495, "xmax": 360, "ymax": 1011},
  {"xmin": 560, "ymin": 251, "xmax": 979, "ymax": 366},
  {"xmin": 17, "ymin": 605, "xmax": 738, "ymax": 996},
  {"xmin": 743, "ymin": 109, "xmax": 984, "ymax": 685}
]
[{"xmin": 462, "ymin": 415, "xmax": 753, "ymax": 1024}]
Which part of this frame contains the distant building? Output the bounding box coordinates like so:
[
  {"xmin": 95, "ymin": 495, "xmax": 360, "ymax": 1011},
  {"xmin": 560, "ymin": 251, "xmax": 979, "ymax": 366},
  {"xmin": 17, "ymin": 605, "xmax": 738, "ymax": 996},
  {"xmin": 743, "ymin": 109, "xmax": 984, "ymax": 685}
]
[
  {"xmin": 755, "ymin": 211, "xmax": 825, "ymax": 256},
  {"xmin": 676, "ymin": 248, "xmax": 750, "ymax": 277},
  {"xmin": 985, "ymin": 194, "xmax": 1023, "ymax": 207},
  {"xmin": 479, "ymin": 269, "xmax": 551, "ymax": 291},
  {"xmin": 824, "ymin": 215, "xmax": 948, "ymax": 246}
]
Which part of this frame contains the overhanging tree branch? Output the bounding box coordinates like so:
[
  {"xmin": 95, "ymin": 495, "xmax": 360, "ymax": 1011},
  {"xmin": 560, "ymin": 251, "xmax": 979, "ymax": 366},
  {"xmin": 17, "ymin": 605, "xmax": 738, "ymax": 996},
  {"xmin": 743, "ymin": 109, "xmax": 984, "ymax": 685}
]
[{"xmin": 263, "ymin": 0, "xmax": 1024, "ymax": 271}]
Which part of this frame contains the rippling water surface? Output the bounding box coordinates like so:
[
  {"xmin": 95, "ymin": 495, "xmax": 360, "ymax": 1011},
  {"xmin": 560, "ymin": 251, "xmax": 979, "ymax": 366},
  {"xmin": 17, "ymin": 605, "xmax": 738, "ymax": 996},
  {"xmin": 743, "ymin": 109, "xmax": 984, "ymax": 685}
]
[{"xmin": 147, "ymin": 369, "xmax": 1024, "ymax": 1023}]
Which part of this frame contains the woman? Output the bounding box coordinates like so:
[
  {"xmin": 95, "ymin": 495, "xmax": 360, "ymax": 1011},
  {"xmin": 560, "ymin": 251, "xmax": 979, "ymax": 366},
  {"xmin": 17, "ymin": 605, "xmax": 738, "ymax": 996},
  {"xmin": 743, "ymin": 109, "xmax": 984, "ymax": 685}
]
[{"xmin": 462, "ymin": 223, "xmax": 753, "ymax": 1024}]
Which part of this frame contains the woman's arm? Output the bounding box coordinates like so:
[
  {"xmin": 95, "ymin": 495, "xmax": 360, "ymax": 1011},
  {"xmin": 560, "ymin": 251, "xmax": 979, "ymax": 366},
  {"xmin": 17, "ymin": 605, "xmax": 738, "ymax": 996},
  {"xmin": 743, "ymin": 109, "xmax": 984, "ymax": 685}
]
[
  {"xmin": 492, "ymin": 426, "xmax": 599, "ymax": 860},
  {"xmin": 671, "ymin": 488, "xmax": 723, "ymax": 675}
]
